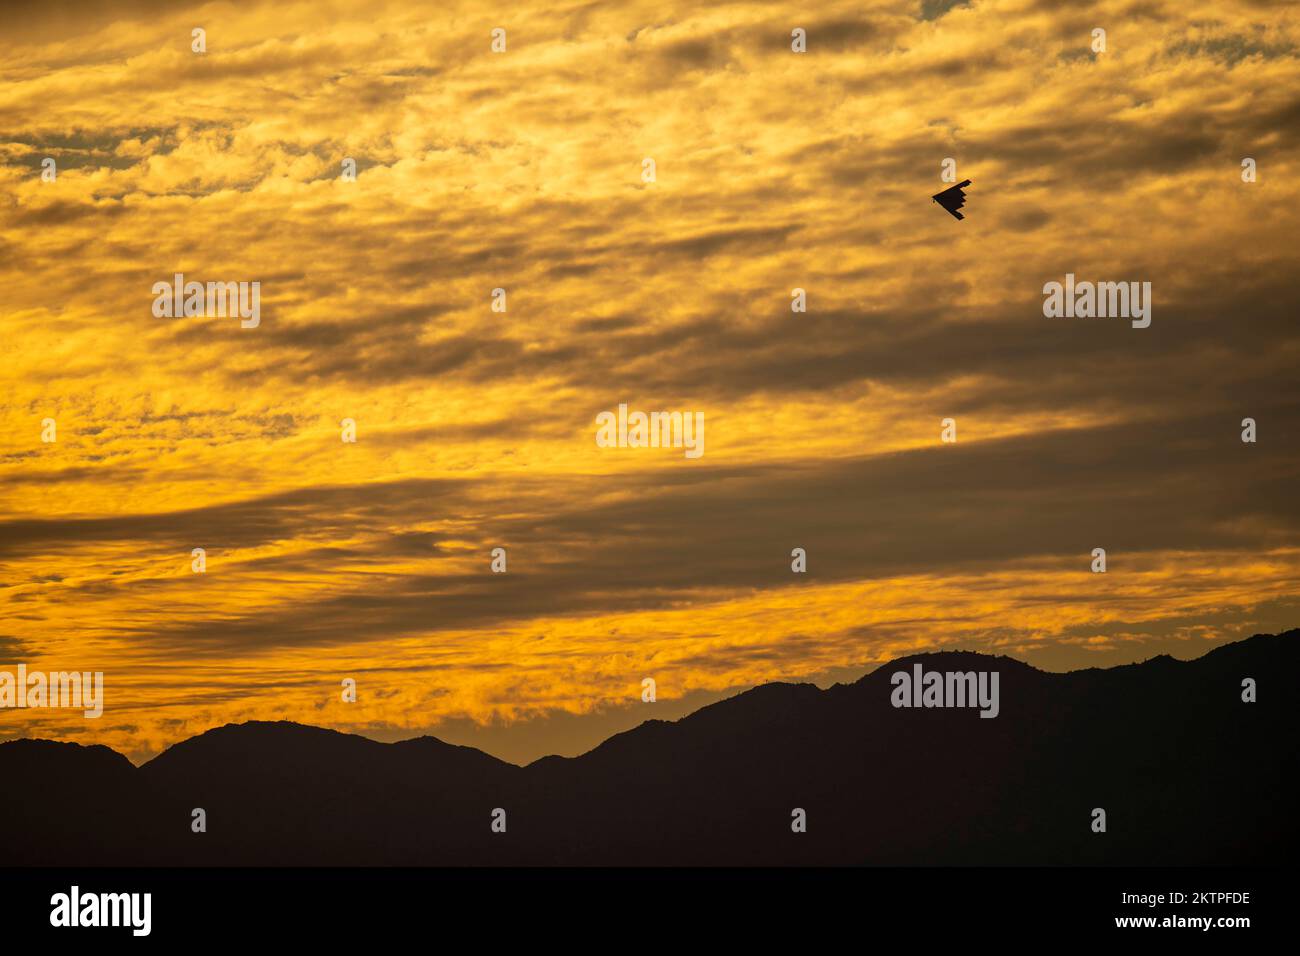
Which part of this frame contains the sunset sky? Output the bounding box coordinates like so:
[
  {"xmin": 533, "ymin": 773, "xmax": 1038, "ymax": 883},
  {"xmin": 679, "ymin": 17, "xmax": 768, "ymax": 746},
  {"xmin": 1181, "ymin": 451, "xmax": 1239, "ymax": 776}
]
[{"xmin": 2, "ymin": 0, "xmax": 1298, "ymax": 764}]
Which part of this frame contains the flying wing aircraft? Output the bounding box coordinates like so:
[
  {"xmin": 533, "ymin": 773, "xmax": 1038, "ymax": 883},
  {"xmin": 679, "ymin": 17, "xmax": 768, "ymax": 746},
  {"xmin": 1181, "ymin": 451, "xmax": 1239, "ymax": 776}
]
[{"xmin": 932, "ymin": 179, "xmax": 972, "ymax": 220}]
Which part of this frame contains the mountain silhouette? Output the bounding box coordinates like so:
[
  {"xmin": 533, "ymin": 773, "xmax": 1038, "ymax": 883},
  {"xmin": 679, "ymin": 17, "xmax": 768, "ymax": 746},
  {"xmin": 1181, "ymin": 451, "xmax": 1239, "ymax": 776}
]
[{"xmin": 2, "ymin": 630, "xmax": 1295, "ymax": 865}]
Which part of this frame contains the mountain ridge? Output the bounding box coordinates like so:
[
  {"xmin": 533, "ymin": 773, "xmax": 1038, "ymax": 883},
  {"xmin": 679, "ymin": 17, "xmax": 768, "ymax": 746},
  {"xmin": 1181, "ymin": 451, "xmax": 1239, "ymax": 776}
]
[{"xmin": 2, "ymin": 629, "xmax": 1295, "ymax": 866}]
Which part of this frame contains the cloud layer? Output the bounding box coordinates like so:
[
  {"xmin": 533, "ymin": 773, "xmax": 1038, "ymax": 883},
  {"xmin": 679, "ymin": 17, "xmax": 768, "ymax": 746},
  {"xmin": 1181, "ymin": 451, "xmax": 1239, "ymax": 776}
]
[{"xmin": 2, "ymin": 0, "xmax": 1298, "ymax": 763}]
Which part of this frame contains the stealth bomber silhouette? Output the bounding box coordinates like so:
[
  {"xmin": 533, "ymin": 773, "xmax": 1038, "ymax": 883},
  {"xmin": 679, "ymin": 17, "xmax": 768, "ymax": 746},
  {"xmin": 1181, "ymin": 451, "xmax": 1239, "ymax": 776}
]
[{"xmin": 932, "ymin": 179, "xmax": 972, "ymax": 220}]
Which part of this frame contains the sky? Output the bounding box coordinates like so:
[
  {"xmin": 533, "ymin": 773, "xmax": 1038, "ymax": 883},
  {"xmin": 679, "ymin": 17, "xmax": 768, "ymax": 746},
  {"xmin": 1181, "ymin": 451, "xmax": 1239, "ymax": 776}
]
[{"xmin": 1, "ymin": 0, "xmax": 1298, "ymax": 765}]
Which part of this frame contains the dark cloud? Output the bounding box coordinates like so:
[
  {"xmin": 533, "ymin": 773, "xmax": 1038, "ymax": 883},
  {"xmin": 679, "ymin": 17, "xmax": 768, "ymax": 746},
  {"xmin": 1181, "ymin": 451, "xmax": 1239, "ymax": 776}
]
[
  {"xmin": 919, "ymin": 0, "xmax": 971, "ymax": 21},
  {"xmin": 0, "ymin": 634, "xmax": 28, "ymax": 658},
  {"xmin": 30, "ymin": 405, "xmax": 1294, "ymax": 654},
  {"xmin": 8, "ymin": 199, "xmax": 127, "ymax": 227},
  {"xmin": 0, "ymin": 477, "xmax": 469, "ymax": 559}
]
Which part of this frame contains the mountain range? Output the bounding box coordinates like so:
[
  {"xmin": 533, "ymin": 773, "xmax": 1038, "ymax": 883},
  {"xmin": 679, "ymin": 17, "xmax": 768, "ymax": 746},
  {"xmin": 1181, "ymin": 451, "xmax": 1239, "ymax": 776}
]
[{"xmin": 2, "ymin": 630, "xmax": 1295, "ymax": 865}]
